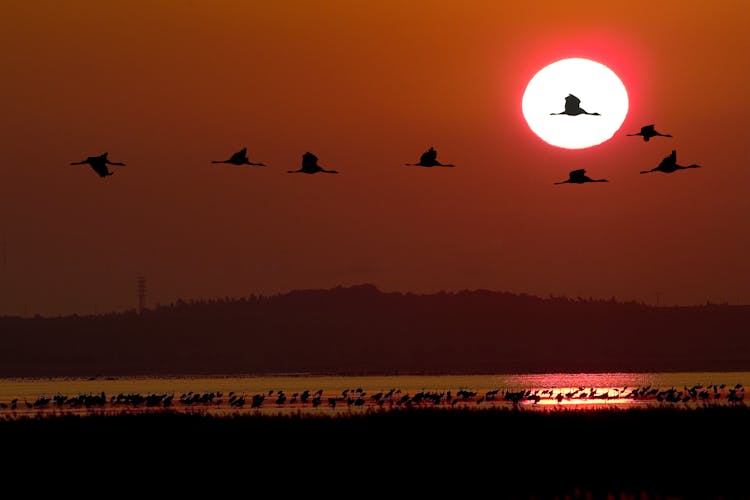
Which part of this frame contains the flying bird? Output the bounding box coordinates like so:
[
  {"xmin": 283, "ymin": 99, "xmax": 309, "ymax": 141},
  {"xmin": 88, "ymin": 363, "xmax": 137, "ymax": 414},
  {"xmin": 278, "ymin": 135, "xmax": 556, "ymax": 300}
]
[
  {"xmin": 627, "ymin": 124, "xmax": 672, "ymax": 142},
  {"xmin": 405, "ymin": 147, "xmax": 454, "ymax": 167},
  {"xmin": 288, "ymin": 152, "xmax": 338, "ymax": 174},
  {"xmin": 211, "ymin": 147, "xmax": 265, "ymax": 166},
  {"xmin": 554, "ymin": 169, "xmax": 608, "ymax": 185},
  {"xmin": 640, "ymin": 150, "xmax": 701, "ymax": 174},
  {"xmin": 550, "ymin": 94, "xmax": 600, "ymax": 116},
  {"xmin": 69, "ymin": 152, "xmax": 125, "ymax": 177}
]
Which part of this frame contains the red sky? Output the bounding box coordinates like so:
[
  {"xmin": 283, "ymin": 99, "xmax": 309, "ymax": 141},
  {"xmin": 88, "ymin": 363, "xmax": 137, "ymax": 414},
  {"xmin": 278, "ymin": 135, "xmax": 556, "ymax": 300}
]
[{"xmin": 2, "ymin": 1, "xmax": 750, "ymax": 315}]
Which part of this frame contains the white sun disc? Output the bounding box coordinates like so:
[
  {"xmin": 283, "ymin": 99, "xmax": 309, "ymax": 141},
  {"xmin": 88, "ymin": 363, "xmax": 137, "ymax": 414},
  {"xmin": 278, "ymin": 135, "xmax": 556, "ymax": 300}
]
[{"xmin": 522, "ymin": 58, "xmax": 629, "ymax": 149}]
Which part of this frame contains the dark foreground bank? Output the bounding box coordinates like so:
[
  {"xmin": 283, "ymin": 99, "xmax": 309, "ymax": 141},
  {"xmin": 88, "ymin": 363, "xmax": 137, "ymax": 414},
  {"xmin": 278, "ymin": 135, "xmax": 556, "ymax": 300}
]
[{"xmin": 1, "ymin": 406, "xmax": 747, "ymax": 498}]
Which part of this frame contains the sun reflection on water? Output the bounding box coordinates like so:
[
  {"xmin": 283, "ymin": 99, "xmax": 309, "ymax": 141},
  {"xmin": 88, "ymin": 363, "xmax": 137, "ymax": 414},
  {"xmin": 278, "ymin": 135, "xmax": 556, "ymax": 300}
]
[{"xmin": 0, "ymin": 372, "xmax": 745, "ymax": 416}]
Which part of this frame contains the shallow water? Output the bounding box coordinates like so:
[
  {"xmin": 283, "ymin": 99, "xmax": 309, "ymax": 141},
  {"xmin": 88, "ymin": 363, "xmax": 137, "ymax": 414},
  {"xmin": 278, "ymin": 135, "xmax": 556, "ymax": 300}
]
[
  {"xmin": 0, "ymin": 371, "xmax": 746, "ymax": 415},
  {"xmin": 1, "ymin": 371, "xmax": 747, "ymax": 397}
]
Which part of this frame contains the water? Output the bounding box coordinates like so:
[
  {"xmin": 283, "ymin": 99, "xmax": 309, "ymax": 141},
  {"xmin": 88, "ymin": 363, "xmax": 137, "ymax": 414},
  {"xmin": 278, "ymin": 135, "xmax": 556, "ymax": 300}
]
[
  {"xmin": 0, "ymin": 371, "xmax": 746, "ymax": 415},
  {"xmin": 1, "ymin": 371, "xmax": 747, "ymax": 398}
]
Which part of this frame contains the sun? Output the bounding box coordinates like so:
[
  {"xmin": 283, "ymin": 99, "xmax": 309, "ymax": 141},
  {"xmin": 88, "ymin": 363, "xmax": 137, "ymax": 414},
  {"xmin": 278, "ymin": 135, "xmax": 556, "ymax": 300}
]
[{"xmin": 522, "ymin": 58, "xmax": 628, "ymax": 149}]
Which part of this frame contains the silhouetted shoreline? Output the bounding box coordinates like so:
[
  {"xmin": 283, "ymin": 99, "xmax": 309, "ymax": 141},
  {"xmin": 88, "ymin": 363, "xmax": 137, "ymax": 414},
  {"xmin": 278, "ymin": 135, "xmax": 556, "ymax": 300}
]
[{"xmin": 1, "ymin": 406, "xmax": 746, "ymax": 497}]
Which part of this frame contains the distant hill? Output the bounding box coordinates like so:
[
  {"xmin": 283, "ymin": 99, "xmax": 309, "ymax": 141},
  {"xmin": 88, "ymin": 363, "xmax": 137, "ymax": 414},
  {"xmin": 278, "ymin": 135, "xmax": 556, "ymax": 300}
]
[{"xmin": 1, "ymin": 284, "xmax": 748, "ymax": 377}]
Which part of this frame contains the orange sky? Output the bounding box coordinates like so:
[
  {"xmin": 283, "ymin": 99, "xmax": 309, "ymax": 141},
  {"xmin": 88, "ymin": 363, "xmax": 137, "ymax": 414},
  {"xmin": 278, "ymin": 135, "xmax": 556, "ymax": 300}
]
[{"xmin": 2, "ymin": 1, "xmax": 750, "ymax": 315}]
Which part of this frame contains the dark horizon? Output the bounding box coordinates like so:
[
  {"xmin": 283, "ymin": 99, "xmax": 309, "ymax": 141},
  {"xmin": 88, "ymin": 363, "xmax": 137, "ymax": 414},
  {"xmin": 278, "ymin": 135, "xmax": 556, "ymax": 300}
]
[
  {"xmin": 2, "ymin": 284, "xmax": 748, "ymax": 377},
  {"xmin": 3, "ymin": 283, "xmax": 749, "ymax": 320}
]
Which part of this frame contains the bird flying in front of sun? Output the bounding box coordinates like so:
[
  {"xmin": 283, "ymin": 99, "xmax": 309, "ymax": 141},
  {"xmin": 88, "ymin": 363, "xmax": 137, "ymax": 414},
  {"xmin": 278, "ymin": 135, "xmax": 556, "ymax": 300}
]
[{"xmin": 522, "ymin": 58, "xmax": 628, "ymax": 149}]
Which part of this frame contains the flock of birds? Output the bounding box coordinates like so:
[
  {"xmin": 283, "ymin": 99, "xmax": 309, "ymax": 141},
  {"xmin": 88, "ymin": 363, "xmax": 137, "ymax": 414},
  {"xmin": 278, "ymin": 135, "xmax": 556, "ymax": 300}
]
[
  {"xmin": 2, "ymin": 383, "xmax": 743, "ymax": 413},
  {"xmin": 549, "ymin": 94, "xmax": 700, "ymax": 185},
  {"xmin": 68, "ymin": 94, "xmax": 700, "ymax": 183},
  {"xmin": 70, "ymin": 146, "xmax": 453, "ymax": 178}
]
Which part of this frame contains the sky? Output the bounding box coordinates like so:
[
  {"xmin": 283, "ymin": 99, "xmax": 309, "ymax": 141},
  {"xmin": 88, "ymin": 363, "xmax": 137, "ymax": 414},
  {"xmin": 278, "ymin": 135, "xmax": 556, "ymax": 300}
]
[{"xmin": 2, "ymin": 0, "xmax": 750, "ymax": 316}]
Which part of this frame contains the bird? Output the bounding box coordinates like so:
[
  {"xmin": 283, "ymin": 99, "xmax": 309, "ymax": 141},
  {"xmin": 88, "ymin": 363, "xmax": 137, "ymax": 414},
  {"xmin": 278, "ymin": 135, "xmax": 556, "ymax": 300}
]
[
  {"xmin": 211, "ymin": 147, "xmax": 265, "ymax": 166},
  {"xmin": 550, "ymin": 94, "xmax": 600, "ymax": 116},
  {"xmin": 405, "ymin": 147, "xmax": 454, "ymax": 167},
  {"xmin": 288, "ymin": 152, "xmax": 338, "ymax": 174},
  {"xmin": 554, "ymin": 169, "xmax": 608, "ymax": 184},
  {"xmin": 627, "ymin": 124, "xmax": 672, "ymax": 142},
  {"xmin": 69, "ymin": 152, "xmax": 125, "ymax": 177},
  {"xmin": 640, "ymin": 150, "xmax": 701, "ymax": 174}
]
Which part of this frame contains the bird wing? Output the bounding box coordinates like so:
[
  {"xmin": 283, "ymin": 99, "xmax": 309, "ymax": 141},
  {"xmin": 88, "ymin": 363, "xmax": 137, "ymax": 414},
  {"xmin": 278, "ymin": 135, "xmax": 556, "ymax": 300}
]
[
  {"xmin": 229, "ymin": 150, "xmax": 246, "ymax": 163},
  {"xmin": 90, "ymin": 162, "xmax": 110, "ymax": 177},
  {"xmin": 566, "ymin": 94, "xmax": 581, "ymax": 106},
  {"xmin": 564, "ymin": 94, "xmax": 582, "ymax": 114},
  {"xmin": 419, "ymin": 149, "xmax": 437, "ymax": 164},
  {"xmin": 302, "ymin": 152, "xmax": 318, "ymax": 168},
  {"xmin": 657, "ymin": 150, "xmax": 677, "ymax": 169},
  {"xmin": 569, "ymin": 169, "xmax": 586, "ymax": 180}
]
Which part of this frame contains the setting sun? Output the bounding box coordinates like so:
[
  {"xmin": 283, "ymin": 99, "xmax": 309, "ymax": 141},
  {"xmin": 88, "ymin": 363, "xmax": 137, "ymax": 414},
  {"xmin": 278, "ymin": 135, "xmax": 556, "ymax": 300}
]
[{"xmin": 522, "ymin": 58, "xmax": 629, "ymax": 149}]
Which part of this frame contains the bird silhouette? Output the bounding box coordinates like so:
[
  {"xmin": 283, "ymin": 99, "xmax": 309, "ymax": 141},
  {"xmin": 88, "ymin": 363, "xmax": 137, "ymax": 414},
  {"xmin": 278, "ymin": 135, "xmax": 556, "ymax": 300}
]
[
  {"xmin": 550, "ymin": 94, "xmax": 600, "ymax": 116},
  {"xmin": 288, "ymin": 152, "xmax": 338, "ymax": 174},
  {"xmin": 70, "ymin": 152, "xmax": 125, "ymax": 177},
  {"xmin": 554, "ymin": 169, "xmax": 608, "ymax": 184},
  {"xmin": 405, "ymin": 147, "xmax": 454, "ymax": 167},
  {"xmin": 211, "ymin": 147, "xmax": 265, "ymax": 166},
  {"xmin": 627, "ymin": 124, "xmax": 672, "ymax": 142},
  {"xmin": 640, "ymin": 150, "xmax": 701, "ymax": 174}
]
